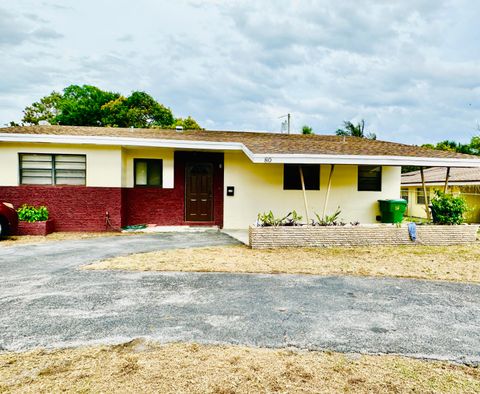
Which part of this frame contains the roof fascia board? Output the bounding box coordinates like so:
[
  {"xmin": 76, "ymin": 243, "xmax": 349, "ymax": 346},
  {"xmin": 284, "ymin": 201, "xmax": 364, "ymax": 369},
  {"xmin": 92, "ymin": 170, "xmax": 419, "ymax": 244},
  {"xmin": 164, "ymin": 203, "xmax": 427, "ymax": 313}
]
[
  {"xmin": 0, "ymin": 133, "xmax": 244, "ymax": 152},
  {"xmin": 250, "ymin": 153, "xmax": 480, "ymax": 167},
  {"xmin": 2, "ymin": 133, "xmax": 480, "ymax": 167}
]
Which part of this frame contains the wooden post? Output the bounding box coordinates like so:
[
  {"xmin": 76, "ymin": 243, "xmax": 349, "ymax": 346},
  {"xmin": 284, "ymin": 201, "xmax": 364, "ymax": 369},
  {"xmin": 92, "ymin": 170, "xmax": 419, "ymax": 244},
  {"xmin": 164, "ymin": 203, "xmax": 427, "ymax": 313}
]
[
  {"xmin": 420, "ymin": 167, "xmax": 431, "ymax": 221},
  {"xmin": 299, "ymin": 165, "xmax": 310, "ymax": 225},
  {"xmin": 322, "ymin": 164, "xmax": 335, "ymax": 219},
  {"xmin": 443, "ymin": 167, "xmax": 451, "ymax": 193}
]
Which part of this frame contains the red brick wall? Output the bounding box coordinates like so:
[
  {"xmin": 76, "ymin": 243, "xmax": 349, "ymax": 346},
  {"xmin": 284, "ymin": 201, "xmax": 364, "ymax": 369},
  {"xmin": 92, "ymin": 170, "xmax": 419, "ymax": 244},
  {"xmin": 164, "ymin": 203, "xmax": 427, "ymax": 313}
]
[
  {"xmin": 0, "ymin": 151, "xmax": 225, "ymax": 232},
  {"xmin": 124, "ymin": 151, "xmax": 224, "ymax": 227},
  {"xmin": 124, "ymin": 187, "xmax": 184, "ymax": 226},
  {"xmin": 0, "ymin": 186, "xmax": 123, "ymax": 232}
]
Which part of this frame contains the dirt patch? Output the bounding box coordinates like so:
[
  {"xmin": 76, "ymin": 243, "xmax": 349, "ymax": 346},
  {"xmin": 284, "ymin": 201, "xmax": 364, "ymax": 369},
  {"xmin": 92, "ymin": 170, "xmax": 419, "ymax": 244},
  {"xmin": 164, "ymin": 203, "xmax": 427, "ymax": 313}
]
[
  {"xmin": 83, "ymin": 243, "xmax": 480, "ymax": 283},
  {"xmin": 0, "ymin": 231, "xmax": 137, "ymax": 246},
  {"xmin": 0, "ymin": 341, "xmax": 478, "ymax": 393}
]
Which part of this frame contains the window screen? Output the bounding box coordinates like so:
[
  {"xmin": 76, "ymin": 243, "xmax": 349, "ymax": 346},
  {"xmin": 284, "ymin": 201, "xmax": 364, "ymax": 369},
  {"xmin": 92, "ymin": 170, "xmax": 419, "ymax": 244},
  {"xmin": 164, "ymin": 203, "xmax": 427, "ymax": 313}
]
[
  {"xmin": 134, "ymin": 159, "xmax": 163, "ymax": 187},
  {"xmin": 358, "ymin": 165, "xmax": 382, "ymax": 191},
  {"xmin": 416, "ymin": 188, "xmax": 430, "ymax": 204},
  {"xmin": 283, "ymin": 164, "xmax": 320, "ymax": 190},
  {"xmin": 19, "ymin": 154, "xmax": 86, "ymax": 185}
]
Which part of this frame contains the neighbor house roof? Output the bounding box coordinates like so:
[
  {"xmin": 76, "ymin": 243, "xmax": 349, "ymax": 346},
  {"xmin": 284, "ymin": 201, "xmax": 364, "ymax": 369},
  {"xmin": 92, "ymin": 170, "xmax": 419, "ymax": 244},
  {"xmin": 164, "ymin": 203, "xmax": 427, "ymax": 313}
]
[
  {"xmin": 402, "ymin": 167, "xmax": 480, "ymax": 186},
  {"xmin": 1, "ymin": 125, "xmax": 480, "ymax": 167}
]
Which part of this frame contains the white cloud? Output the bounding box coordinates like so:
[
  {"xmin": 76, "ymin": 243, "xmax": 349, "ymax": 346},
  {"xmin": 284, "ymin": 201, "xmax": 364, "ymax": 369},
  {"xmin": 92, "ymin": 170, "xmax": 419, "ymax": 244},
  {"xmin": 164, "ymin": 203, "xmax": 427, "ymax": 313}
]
[{"xmin": 0, "ymin": 0, "xmax": 479, "ymax": 143}]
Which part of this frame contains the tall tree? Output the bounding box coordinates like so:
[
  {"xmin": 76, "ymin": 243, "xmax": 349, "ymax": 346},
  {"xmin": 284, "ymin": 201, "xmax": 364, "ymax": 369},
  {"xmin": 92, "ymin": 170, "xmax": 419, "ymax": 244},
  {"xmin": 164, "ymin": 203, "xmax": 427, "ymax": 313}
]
[
  {"xmin": 20, "ymin": 91, "xmax": 63, "ymax": 125},
  {"xmin": 11, "ymin": 85, "xmax": 201, "ymax": 130},
  {"xmin": 335, "ymin": 119, "xmax": 376, "ymax": 140},
  {"xmin": 101, "ymin": 92, "xmax": 174, "ymax": 128},
  {"xmin": 55, "ymin": 85, "xmax": 119, "ymax": 126},
  {"xmin": 172, "ymin": 116, "xmax": 203, "ymax": 130},
  {"xmin": 421, "ymin": 139, "xmax": 477, "ymax": 155}
]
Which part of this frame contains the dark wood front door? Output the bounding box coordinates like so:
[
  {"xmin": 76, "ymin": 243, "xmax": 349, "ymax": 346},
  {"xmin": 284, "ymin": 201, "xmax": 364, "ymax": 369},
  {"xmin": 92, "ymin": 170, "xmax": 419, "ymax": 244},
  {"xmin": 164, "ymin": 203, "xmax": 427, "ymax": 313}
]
[{"xmin": 185, "ymin": 162, "xmax": 214, "ymax": 222}]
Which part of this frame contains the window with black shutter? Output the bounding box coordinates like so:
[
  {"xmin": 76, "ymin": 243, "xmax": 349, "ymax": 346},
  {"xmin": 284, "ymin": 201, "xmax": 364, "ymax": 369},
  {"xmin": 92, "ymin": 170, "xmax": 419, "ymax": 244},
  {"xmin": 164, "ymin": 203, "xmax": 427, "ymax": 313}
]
[
  {"xmin": 283, "ymin": 164, "xmax": 320, "ymax": 190},
  {"xmin": 358, "ymin": 165, "xmax": 382, "ymax": 191}
]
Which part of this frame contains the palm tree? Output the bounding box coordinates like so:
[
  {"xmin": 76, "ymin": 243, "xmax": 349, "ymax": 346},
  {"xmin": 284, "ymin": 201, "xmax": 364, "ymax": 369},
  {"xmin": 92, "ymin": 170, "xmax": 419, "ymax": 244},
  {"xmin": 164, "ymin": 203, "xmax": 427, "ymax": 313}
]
[{"xmin": 336, "ymin": 119, "xmax": 376, "ymax": 140}]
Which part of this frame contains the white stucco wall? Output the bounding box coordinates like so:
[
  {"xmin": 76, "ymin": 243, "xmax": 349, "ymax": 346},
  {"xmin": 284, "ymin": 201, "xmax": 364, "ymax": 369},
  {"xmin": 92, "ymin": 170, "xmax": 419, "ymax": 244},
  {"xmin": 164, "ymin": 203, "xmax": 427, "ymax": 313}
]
[
  {"xmin": 223, "ymin": 151, "xmax": 401, "ymax": 229},
  {"xmin": 121, "ymin": 148, "xmax": 174, "ymax": 188},
  {"xmin": 0, "ymin": 142, "xmax": 122, "ymax": 187}
]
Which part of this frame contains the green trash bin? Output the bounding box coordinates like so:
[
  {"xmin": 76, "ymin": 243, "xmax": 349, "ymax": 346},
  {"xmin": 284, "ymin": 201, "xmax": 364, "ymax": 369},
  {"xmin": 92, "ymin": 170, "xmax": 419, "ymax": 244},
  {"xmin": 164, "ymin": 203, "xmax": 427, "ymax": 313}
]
[{"xmin": 378, "ymin": 199, "xmax": 407, "ymax": 223}]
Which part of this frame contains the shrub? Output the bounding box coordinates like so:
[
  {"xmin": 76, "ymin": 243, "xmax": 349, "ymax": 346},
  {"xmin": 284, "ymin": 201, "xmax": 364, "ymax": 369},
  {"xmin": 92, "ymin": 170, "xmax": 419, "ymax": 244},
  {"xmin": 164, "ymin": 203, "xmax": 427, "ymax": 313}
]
[
  {"xmin": 430, "ymin": 191, "xmax": 467, "ymax": 225},
  {"xmin": 17, "ymin": 205, "xmax": 49, "ymax": 223}
]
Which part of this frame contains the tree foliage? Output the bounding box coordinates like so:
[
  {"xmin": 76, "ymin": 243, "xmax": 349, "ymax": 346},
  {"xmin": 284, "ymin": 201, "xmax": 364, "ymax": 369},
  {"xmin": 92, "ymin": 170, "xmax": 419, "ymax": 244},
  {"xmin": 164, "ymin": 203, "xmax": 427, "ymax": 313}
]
[
  {"xmin": 101, "ymin": 92, "xmax": 174, "ymax": 128},
  {"xmin": 12, "ymin": 85, "xmax": 200, "ymax": 130},
  {"xmin": 56, "ymin": 85, "xmax": 119, "ymax": 126},
  {"xmin": 171, "ymin": 116, "xmax": 203, "ymax": 130},
  {"xmin": 301, "ymin": 125, "xmax": 313, "ymax": 135},
  {"xmin": 21, "ymin": 91, "xmax": 63, "ymax": 125},
  {"xmin": 336, "ymin": 119, "xmax": 376, "ymax": 140},
  {"xmin": 422, "ymin": 138, "xmax": 480, "ymax": 156}
]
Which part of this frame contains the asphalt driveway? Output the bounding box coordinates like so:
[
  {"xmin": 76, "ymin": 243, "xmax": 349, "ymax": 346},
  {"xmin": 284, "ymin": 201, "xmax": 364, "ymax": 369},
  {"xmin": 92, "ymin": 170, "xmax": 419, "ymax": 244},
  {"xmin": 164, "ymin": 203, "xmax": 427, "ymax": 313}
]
[{"xmin": 1, "ymin": 232, "xmax": 480, "ymax": 365}]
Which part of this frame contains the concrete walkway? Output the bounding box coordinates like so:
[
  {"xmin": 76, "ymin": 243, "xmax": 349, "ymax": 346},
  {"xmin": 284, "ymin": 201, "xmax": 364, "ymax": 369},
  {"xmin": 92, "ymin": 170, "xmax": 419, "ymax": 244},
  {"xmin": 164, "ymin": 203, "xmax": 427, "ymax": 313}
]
[{"xmin": 1, "ymin": 233, "xmax": 479, "ymax": 365}]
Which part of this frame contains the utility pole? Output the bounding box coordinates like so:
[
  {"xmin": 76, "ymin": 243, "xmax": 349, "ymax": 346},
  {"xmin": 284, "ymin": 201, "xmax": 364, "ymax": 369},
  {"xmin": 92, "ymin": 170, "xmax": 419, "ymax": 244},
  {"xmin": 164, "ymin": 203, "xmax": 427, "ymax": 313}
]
[{"xmin": 279, "ymin": 113, "xmax": 291, "ymax": 134}]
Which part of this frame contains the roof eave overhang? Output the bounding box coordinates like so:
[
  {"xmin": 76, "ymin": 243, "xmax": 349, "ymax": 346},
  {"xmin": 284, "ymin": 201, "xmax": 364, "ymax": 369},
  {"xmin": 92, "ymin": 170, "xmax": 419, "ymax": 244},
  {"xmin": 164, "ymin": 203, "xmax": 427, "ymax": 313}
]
[{"xmin": 2, "ymin": 133, "xmax": 480, "ymax": 168}]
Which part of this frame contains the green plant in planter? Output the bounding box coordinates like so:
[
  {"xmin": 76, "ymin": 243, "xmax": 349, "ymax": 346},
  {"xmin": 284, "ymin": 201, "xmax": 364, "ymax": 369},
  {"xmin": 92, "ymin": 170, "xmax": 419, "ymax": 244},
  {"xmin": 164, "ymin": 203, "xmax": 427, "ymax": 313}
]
[
  {"xmin": 314, "ymin": 207, "xmax": 345, "ymax": 226},
  {"xmin": 284, "ymin": 210, "xmax": 303, "ymax": 226},
  {"xmin": 430, "ymin": 191, "xmax": 467, "ymax": 225},
  {"xmin": 257, "ymin": 211, "xmax": 291, "ymax": 227},
  {"xmin": 17, "ymin": 205, "xmax": 49, "ymax": 223}
]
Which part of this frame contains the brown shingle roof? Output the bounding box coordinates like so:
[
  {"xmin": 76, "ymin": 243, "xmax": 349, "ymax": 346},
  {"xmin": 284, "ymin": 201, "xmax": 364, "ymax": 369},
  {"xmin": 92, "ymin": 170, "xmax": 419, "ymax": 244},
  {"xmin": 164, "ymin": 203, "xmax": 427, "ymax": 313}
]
[
  {"xmin": 0, "ymin": 125, "xmax": 478, "ymax": 160},
  {"xmin": 402, "ymin": 167, "xmax": 480, "ymax": 184}
]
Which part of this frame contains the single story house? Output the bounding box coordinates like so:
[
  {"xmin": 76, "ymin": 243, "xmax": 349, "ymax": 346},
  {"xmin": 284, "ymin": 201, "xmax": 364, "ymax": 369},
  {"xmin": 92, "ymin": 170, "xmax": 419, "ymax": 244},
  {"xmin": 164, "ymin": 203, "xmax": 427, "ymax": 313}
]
[
  {"xmin": 1, "ymin": 125, "xmax": 479, "ymax": 231},
  {"xmin": 402, "ymin": 167, "xmax": 480, "ymax": 223}
]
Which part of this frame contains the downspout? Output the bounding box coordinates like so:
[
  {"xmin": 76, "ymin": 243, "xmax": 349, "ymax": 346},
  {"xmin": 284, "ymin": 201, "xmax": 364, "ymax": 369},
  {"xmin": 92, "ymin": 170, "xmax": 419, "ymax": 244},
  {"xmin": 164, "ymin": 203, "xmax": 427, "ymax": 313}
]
[
  {"xmin": 322, "ymin": 164, "xmax": 335, "ymax": 219},
  {"xmin": 420, "ymin": 167, "xmax": 432, "ymax": 221}
]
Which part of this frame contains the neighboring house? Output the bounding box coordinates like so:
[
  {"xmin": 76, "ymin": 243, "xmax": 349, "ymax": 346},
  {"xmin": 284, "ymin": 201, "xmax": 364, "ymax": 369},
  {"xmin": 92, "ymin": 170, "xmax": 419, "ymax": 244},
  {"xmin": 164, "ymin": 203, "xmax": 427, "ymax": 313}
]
[
  {"xmin": 0, "ymin": 125, "xmax": 479, "ymax": 231},
  {"xmin": 402, "ymin": 167, "xmax": 480, "ymax": 223}
]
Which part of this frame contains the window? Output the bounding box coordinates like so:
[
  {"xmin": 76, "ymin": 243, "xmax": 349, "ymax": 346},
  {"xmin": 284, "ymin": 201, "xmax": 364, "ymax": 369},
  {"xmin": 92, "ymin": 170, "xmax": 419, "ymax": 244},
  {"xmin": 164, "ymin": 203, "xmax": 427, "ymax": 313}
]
[
  {"xmin": 283, "ymin": 164, "xmax": 320, "ymax": 190},
  {"xmin": 134, "ymin": 159, "xmax": 162, "ymax": 187},
  {"xmin": 416, "ymin": 188, "xmax": 430, "ymax": 205},
  {"xmin": 19, "ymin": 153, "xmax": 86, "ymax": 185},
  {"xmin": 358, "ymin": 165, "xmax": 382, "ymax": 191},
  {"xmin": 401, "ymin": 189, "xmax": 409, "ymax": 202}
]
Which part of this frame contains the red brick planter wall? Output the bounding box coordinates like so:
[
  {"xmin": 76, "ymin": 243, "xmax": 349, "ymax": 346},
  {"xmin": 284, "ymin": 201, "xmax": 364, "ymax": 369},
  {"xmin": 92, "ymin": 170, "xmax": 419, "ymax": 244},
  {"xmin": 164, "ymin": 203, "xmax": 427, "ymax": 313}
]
[{"xmin": 17, "ymin": 219, "xmax": 55, "ymax": 236}]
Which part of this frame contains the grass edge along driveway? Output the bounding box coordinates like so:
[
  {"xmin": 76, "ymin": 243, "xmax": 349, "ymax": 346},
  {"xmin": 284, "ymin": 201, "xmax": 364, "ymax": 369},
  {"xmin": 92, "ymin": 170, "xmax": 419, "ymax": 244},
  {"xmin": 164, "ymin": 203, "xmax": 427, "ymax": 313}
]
[
  {"xmin": 1, "ymin": 340, "xmax": 479, "ymax": 393},
  {"xmin": 83, "ymin": 243, "xmax": 480, "ymax": 283}
]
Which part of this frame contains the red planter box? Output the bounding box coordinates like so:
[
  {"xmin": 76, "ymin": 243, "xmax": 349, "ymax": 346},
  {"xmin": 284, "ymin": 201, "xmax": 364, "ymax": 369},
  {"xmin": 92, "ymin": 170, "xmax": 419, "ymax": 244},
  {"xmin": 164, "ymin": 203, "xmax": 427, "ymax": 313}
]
[{"xmin": 17, "ymin": 219, "xmax": 55, "ymax": 236}]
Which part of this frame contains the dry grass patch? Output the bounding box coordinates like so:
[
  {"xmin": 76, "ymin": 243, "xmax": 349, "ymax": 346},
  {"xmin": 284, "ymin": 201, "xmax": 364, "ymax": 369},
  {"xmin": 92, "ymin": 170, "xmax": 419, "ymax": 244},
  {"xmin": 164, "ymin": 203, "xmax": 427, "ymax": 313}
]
[
  {"xmin": 0, "ymin": 340, "xmax": 479, "ymax": 393},
  {"xmin": 0, "ymin": 231, "xmax": 137, "ymax": 246},
  {"xmin": 84, "ymin": 243, "xmax": 480, "ymax": 283}
]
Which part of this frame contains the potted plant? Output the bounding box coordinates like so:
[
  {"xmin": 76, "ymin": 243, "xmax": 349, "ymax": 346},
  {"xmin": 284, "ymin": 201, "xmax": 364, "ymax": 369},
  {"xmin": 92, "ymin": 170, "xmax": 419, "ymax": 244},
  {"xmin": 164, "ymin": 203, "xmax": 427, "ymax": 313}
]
[{"xmin": 16, "ymin": 205, "xmax": 54, "ymax": 236}]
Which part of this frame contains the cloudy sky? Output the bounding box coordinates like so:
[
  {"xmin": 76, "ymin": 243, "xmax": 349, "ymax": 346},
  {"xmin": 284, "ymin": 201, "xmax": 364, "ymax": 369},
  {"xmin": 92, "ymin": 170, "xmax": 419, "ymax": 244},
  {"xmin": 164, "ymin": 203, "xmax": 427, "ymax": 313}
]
[{"xmin": 1, "ymin": 0, "xmax": 480, "ymax": 144}]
